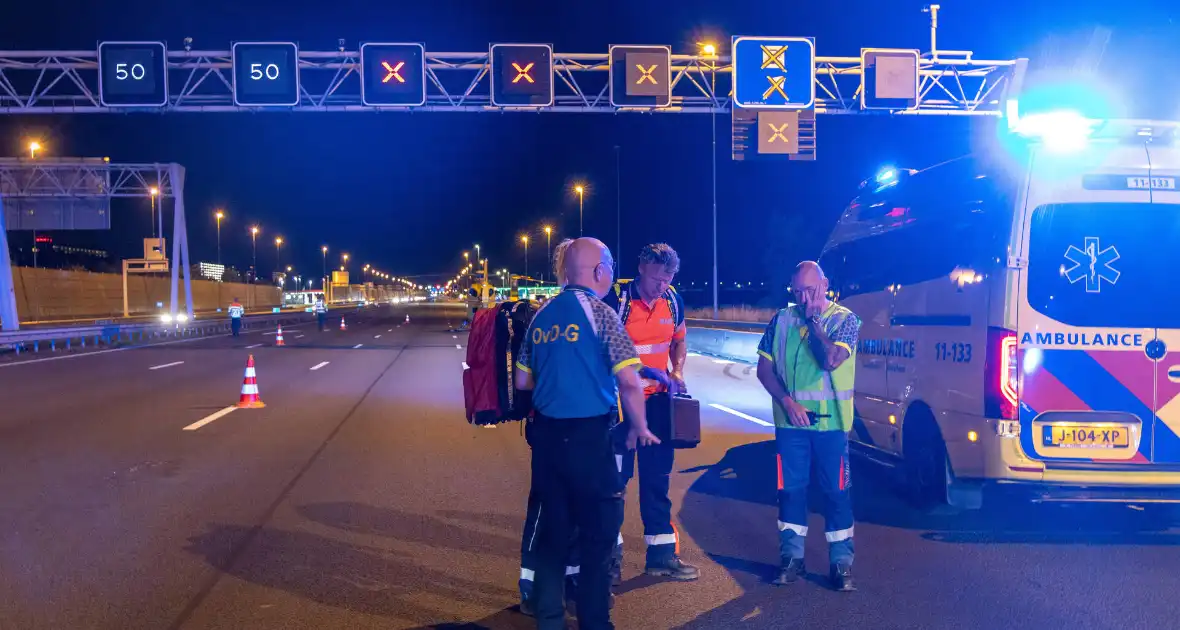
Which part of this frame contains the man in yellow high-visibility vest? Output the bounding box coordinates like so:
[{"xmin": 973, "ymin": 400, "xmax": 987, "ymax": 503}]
[{"xmin": 756, "ymin": 261, "xmax": 861, "ymax": 592}]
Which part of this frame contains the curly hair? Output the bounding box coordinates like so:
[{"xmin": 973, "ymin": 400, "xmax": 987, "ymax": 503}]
[{"xmin": 638, "ymin": 243, "xmax": 681, "ymax": 275}]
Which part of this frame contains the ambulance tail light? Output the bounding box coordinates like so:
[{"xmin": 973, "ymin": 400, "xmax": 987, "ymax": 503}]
[{"xmin": 985, "ymin": 327, "xmax": 1019, "ymax": 421}]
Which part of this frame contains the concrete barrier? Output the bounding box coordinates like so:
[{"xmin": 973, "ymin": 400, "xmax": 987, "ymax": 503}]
[
  {"xmin": 686, "ymin": 325, "xmax": 761, "ymax": 364},
  {"xmin": 12, "ymin": 267, "xmax": 281, "ymax": 322}
]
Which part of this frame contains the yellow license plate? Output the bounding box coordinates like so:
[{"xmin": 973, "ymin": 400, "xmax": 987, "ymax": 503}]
[{"xmin": 1043, "ymin": 425, "xmax": 1130, "ymax": 449}]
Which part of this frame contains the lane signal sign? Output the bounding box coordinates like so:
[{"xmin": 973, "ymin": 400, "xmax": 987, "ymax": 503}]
[
  {"xmin": 609, "ymin": 45, "xmax": 671, "ymax": 108},
  {"xmin": 732, "ymin": 36, "xmax": 815, "ymax": 110},
  {"xmin": 490, "ymin": 44, "xmax": 553, "ymax": 107},
  {"xmin": 360, "ymin": 43, "xmax": 426, "ymax": 107}
]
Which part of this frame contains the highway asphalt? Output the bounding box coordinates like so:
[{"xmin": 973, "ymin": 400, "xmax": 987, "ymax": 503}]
[{"xmin": 2, "ymin": 303, "xmax": 1178, "ymax": 629}]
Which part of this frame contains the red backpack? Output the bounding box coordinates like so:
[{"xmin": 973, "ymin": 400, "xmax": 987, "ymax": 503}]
[{"xmin": 463, "ymin": 301, "xmax": 536, "ymax": 425}]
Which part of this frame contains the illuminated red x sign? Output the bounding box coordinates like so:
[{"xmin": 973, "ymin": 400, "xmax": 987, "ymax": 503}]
[
  {"xmin": 512, "ymin": 62, "xmax": 535, "ymax": 83},
  {"xmin": 381, "ymin": 60, "xmax": 406, "ymax": 84}
]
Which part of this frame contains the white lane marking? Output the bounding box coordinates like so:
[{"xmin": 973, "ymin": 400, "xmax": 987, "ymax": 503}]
[
  {"xmin": 183, "ymin": 406, "xmax": 237, "ymax": 431},
  {"xmin": 709, "ymin": 403, "xmax": 774, "ymax": 427},
  {"xmin": 462, "ymin": 362, "xmax": 469, "ymax": 369},
  {"xmin": 353, "ymin": 344, "xmax": 363, "ymax": 349},
  {"xmin": 388, "ymin": 329, "xmax": 393, "ymax": 332},
  {"xmin": 262, "ymin": 332, "xmax": 276, "ymax": 336},
  {"xmin": 456, "ymin": 344, "xmax": 462, "ymax": 349},
  {"xmin": 295, "ymin": 335, "xmax": 305, "ymax": 339},
  {"xmin": 375, "ymin": 335, "xmax": 382, "ymax": 339},
  {"xmin": 712, "ymin": 358, "xmax": 734, "ymax": 365},
  {"xmin": 149, "ymin": 361, "xmax": 185, "ymax": 370},
  {"xmin": 310, "ymin": 361, "xmax": 330, "ymax": 371},
  {"xmin": 453, "ymin": 335, "xmax": 458, "ymax": 339},
  {"xmin": 245, "ymin": 343, "xmax": 263, "ymax": 349}
]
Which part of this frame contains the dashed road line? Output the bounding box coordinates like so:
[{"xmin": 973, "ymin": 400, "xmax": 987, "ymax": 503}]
[
  {"xmin": 709, "ymin": 403, "xmax": 773, "ymax": 427},
  {"xmin": 183, "ymin": 406, "xmax": 237, "ymax": 431},
  {"xmin": 353, "ymin": 344, "xmax": 364, "ymax": 349},
  {"xmin": 149, "ymin": 361, "xmax": 185, "ymax": 370},
  {"xmin": 310, "ymin": 361, "xmax": 330, "ymax": 371}
]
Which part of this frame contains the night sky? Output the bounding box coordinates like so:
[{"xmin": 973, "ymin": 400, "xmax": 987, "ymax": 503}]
[{"xmin": 1, "ymin": 0, "xmax": 1177, "ymax": 304}]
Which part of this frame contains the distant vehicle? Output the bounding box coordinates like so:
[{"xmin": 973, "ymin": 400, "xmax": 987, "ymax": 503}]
[{"xmin": 820, "ymin": 116, "xmax": 1180, "ymax": 510}]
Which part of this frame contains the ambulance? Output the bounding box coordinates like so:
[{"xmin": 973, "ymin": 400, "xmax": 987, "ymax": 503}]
[{"xmin": 819, "ymin": 113, "xmax": 1180, "ymax": 508}]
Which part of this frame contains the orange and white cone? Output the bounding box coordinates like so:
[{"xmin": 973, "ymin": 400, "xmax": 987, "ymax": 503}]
[
  {"xmin": 275, "ymin": 326, "xmax": 286, "ymax": 346},
  {"xmin": 236, "ymin": 355, "xmax": 266, "ymax": 409},
  {"xmin": 340, "ymin": 317, "xmax": 347, "ymax": 331}
]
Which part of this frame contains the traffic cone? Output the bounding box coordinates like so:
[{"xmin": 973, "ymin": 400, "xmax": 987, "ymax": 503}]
[
  {"xmin": 275, "ymin": 325, "xmax": 286, "ymax": 346},
  {"xmin": 340, "ymin": 317, "xmax": 347, "ymax": 331},
  {"xmin": 236, "ymin": 355, "xmax": 266, "ymax": 409}
]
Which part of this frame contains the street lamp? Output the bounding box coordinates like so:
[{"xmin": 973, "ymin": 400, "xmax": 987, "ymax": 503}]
[
  {"xmin": 274, "ymin": 236, "xmax": 283, "ymax": 275},
  {"xmin": 250, "ymin": 226, "xmax": 260, "ymax": 283},
  {"xmin": 215, "ymin": 210, "xmax": 225, "ymax": 266},
  {"xmin": 700, "ymin": 40, "xmax": 720, "ymax": 318},
  {"xmin": 149, "ymin": 186, "xmax": 161, "ymax": 246},
  {"xmin": 321, "ymin": 245, "xmax": 328, "ymax": 285},
  {"xmin": 28, "ymin": 140, "xmax": 41, "ymax": 159},
  {"xmin": 521, "ymin": 235, "xmax": 530, "ymax": 281},
  {"xmin": 28, "ymin": 140, "xmax": 44, "ymax": 267},
  {"xmin": 474, "ymin": 244, "xmax": 481, "ymax": 262},
  {"xmin": 543, "ymin": 225, "xmax": 553, "ymax": 283},
  {"xmin": 574, "ymin": 185, "xmax": 585, "ymax": 236}
]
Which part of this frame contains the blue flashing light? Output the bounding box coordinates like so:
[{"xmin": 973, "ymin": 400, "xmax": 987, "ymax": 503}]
[{"xmin": 876, "ymin": 168, "xmax": 897, "ymax": 184}]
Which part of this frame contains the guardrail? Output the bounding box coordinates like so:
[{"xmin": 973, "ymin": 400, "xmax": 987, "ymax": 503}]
[
  {"xmin": 685, "ymin": 319, "xmax": 764, "ymax": 364},
  {"xmin": 0, "ymin": 310, "xmax": 320, "ymax": 356}
]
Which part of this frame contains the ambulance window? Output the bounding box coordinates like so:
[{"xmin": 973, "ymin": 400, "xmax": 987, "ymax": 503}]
[{"xmin": 1026, "ymin": 203, "xmax": 1180, "ymax": 329}]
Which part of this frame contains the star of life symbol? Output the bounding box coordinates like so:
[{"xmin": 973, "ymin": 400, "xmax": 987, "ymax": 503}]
[{"xmin": 1063, "ymin": 236, "xmax": 1121, "ymax": 293}]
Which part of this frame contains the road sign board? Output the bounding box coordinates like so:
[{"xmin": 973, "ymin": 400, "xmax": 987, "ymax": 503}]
[
  {"xmin": 732, "ymin": 36, "xmax": 815, "ymax": 109},
  {"xmin": 861, "ymin": 49, "xmax": 920, "ymax": 110},
  {"xmin": 731, "ymin": 107, "xmax": 816, "ymax": 161},
  {"xmin": 232, "ymin": 42, "xmax": 299, "ymax": 107},
  {"xmin": 360, "ymin": 43, "xmax": 427, "ymax": 107},
  {"xmin": 490, "ymin": 44, "xmax": 553, "ymax": 107},
  {"xmin": 609, "ymin": 45, "xmax": 671, "ymax": 108},
  {"xmin": 98, "ymin": 41, "xmax": 168, "ymax": 107}
]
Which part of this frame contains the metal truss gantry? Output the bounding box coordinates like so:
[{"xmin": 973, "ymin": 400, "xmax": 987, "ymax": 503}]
[
  {"xmin": 0, "ymin": 160, "xmax": 192, "ymax": 331},
  {"xmin": 0, "ymin": 49, "xmax": 1020, "ymax": 115}
]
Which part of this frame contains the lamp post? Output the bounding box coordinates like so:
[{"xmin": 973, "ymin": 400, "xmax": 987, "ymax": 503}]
[
  {"xmin": 574, "ymin": 185, "xmax": 585, "ymax": 236},
  {"xmin": 521, "ymin": 235, "xmax": 530, "ymax": 282},
  {"xmin": 215, "ymin": 210, "xmax": 225, "ymax": 265},
  {"xmin": 544, "ymin": 225, "xmax": 553, "ymax": 283},
  {"xmin": 701, "ymin": 41, "xmax": 720, "ymax": 319},
  {"xmin": 274, "ymin": 236, "xmax": 283, "ymax": 277},
  {"xmin": 29, "ymin": 141, "xmax": 42, "ymax": 267},
  {"xmin": 149, "ymin": 186, "xmax": 160, "ymax": 247},
  {"xmin": 28, "ymin": 140, "xmax": 41, "ymax": 159},
  {"xmin": 321, "ymin": 245, "xmax": 328, "ymax": 288},
  {"xmin": 250, "ymin": 226, "xmax": 260, "ymax": 283}
]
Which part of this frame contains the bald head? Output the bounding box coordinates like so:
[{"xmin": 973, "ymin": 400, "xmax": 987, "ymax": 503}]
[
  {"xmin": 562, "ymin": 237, "xmax": 615, "ymax": 297},
  {"xmin": 790, "ymin": 260, "xmax": 829, "ymax": 308}
]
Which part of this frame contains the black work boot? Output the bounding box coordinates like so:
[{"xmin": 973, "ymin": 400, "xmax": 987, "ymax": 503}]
[
  {"xmin": 772, "ymin": 558, "xmax": 806, "ymax": 586},
  {"xmin": 518, "ymin": 579, "xmax": 535, "ymax": 617},
  {"xmin": 830, "ymin": 562, "xmax": 855, "ymax": 592},
  {"xmin": 645, "ymin": 554, "xmax": 701, "ymax": 581},
  {"xmin": 608, "ymin": 545, "xmax": 623, "ymax": 588}
]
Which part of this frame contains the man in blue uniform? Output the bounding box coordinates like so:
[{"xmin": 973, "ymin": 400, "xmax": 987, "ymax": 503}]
[
  {"xmin": 228, "ymin": 298, "xmax": 244, "ymax": 337},
  {"xmin": 515, "ymin": 237, "xmax": 659, "ymax": 630}
]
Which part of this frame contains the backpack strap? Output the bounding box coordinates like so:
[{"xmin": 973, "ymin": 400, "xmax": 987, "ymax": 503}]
[{"xmin": 665, "ymin": 286, "xmax": 683, "ymax": 328}]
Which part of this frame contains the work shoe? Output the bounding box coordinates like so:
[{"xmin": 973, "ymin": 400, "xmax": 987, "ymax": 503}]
[
  {"xmin": 830, "ymin": 562, "xmax": 855, "ymax": 592},
  {"xmin": 608, "ymin": 553, "xmax": 623, "ymax": 587},
  {"xmin": 772, "ymin": 558, "xmax": 806, "ymax": 586},
  {"xmin": 644, "ymin": 555, "xmax": 700, "ymax": 581}
]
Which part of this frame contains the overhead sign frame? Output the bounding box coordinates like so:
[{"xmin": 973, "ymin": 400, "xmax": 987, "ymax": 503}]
[
  {"xmin": 731, "ymin": 36, "xmax": 816, "ymax": 110},
  {"xmin": 489, "ymin": 43, "xmax": 554, "ymax": 108},
  {"xmin": 231, "ymin": 41, "xmax": 300, "ymax": 107},
  {"xmin": 360, "ymin": 42, "xmax": 427, "ymax": 107},
  {"xmin": 97, "ymin": 41, "xmax": 169, "ymax": 108},
  {"xmin": 608, "ymin": 44, "xmax": 672, "ymax": 108}
]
